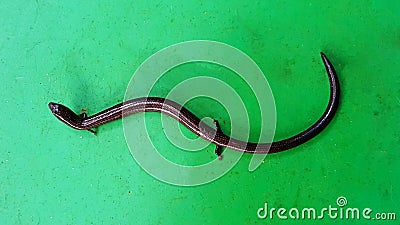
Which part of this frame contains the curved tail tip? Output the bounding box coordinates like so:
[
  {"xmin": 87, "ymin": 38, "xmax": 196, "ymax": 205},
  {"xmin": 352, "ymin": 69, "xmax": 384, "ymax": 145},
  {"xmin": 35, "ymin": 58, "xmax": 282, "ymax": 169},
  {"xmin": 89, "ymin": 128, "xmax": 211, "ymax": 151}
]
[{"xmin": 320, "ymin": 52, "xmax": 332, "ymax": 66}]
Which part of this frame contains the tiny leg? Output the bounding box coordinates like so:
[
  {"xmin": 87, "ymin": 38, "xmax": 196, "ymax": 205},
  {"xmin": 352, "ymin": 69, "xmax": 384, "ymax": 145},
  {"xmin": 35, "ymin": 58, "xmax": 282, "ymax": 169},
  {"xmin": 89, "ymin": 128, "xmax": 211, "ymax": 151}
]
[
  {"xmin": 214, "ymin": 119, "xmax": 222, "ymax": 133},
  {"xmin": 87, "ymin": 128, "xmax": 97, "ymax": 135},
  {"xmin": 80, "ymin": 108, "xmax": 96, "ymax": 135},
  {"xmin": 79, "ymin": 108, "xmax": 88, "ymax": 119},
  {"xmin": 215, "ymin": 145, "xmax": 223, "ymax": 160},
  {"xmin": 213, "ymin": 120, "xmax": 223, "ymax": 160}
]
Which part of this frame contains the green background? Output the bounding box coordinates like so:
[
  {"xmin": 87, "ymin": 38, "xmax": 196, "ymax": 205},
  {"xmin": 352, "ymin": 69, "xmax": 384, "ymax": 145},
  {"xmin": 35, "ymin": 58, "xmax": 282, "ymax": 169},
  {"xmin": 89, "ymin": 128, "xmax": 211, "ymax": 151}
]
[{"xmin": 1, "ymin": 1, "xmax": 399, "ymax": 224}]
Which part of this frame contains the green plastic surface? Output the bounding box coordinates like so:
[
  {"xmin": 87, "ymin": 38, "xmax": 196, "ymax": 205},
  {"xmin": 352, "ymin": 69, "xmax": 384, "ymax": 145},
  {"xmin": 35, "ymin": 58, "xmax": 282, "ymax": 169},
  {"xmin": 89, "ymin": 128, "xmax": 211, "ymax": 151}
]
[{"xmin": 1, "ymin": 1, "xmax": 399, "ymax": 224}]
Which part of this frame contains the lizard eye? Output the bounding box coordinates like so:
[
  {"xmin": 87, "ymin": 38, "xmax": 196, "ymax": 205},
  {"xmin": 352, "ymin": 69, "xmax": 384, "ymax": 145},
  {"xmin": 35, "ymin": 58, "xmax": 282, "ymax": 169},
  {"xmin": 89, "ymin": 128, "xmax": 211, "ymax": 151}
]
[{"xmin": 48, "ymin": 103, "xmax": 59, "ymax": 114}]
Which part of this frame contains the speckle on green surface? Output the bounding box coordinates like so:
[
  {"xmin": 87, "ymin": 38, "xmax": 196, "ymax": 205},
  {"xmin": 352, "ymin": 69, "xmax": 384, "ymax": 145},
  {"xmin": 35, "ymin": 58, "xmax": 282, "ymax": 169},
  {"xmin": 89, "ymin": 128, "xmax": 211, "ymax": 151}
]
[{"xmin": 1, "ymin": 1, "xmax": 399, "ymax": 224}]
